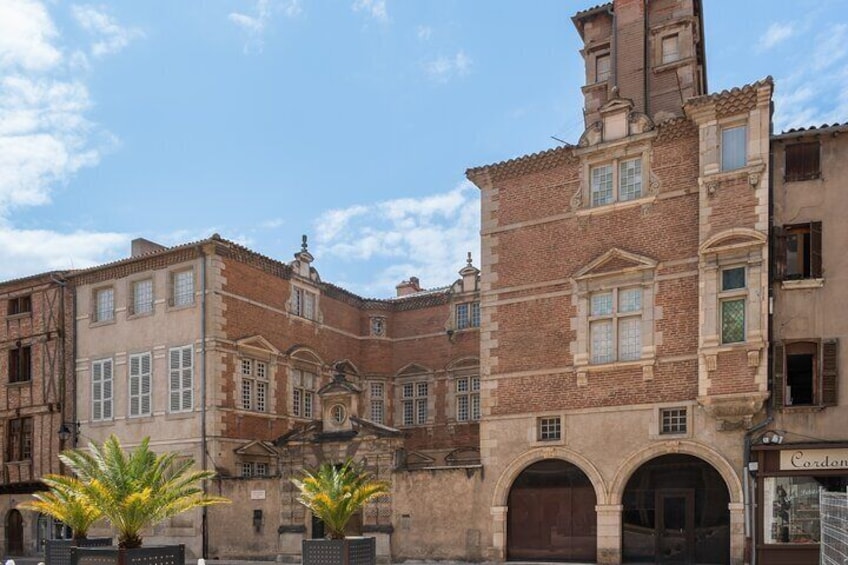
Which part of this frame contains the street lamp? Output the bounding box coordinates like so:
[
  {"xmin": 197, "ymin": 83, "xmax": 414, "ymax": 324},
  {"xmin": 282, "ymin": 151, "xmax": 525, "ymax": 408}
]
[{"xmin": 57, "ymin": 422, "xmax": 80, "ymax": 443}]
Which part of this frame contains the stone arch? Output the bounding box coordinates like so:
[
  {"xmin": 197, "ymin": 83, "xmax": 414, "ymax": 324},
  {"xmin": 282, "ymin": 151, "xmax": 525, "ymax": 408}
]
[
  {"xmin": 608, "ymin": 440, "xmax": 743, "ymax": 505},
  {"xmin": 492, "ymin": 446, "xmax": 609, "ymax": 507},
  {"xmin": 446, "ymin": 356, "xmax": 479, "ymax": 372},
  {"xmin": 699, "ymin": 227, "xmax": 767, "ymax": 255}
]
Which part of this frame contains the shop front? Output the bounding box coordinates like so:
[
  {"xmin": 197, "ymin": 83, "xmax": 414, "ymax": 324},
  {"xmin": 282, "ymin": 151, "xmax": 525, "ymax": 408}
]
[{"xmin": 753, "ymin": 442, "xmax": 848, "ymax": 565}]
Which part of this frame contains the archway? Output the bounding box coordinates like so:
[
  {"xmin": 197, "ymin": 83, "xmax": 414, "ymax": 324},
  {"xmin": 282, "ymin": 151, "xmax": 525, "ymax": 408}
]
[
  {"xmin": 6, "ymin": 509, "xmax": 23, "ymax": 555},
  {"xmin": 507, "ymin": 459, "xmax": 597, "ymax": 562},
  {"xmin": 622, "ymin": 454, "xmax": 730, "ymax": 564}
]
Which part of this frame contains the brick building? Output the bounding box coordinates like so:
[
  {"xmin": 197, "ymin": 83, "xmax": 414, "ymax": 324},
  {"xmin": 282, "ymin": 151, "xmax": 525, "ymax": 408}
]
[
  {"xmin": 0, "ymin": 273, "xmax": 74, "ymax": 556},
  {"xmin": 466, "ymin": 1, "xmax": 770, "ymax": 563},
  {"xmin": 62, "ymin": 235, "xmax": 480, "ymax": 560}
]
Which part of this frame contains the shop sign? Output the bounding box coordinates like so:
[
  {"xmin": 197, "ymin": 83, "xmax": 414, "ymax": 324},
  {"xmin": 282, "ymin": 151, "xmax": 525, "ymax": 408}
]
[{"xmin": 780, "ymin": 448, "xmax": 848, "ymax": 470}]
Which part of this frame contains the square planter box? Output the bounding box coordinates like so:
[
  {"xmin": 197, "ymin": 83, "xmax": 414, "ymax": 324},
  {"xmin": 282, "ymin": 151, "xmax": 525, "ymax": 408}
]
[
  {"xmin": 45, "ymin": 538, "xmax": 112, "ymax": 565},
  {"xmin": 302, "ymin": 537, "xmax": 375, "ymax": 565},
  {"xmin": 70, "ymin": 544, "xmax": 184, "ymax": 565}
]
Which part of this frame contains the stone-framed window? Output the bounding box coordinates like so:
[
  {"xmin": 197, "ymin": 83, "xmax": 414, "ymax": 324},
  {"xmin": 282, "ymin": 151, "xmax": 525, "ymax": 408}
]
[
  {"xmin": 590, "ymin": 287, "xmax": 643, "ymax": 364},
  {"xmin": 129, "ymin": 278, "xmax": 154, "ymax": 316},
  {"xmin": 456, "ymin": 301, "xmax": 481, "ymax": 330},
  {"xmin": 369, "ymin": 382, "xmax": 385, "ymax": 424},
  {"xmin": 93, "ymin": 286, "xmax": 115, "ymax": 323},
  {"xmin": 721, "ymin": 124, "xmax": 747, "ymax": 172},
  {"xmin": 292, "ymin": 368, "xmax": 316, "ymax": 419},
  {"xmin": 401, "ymin": 382, "xmax": 429, "ymax": 426},
  {"xmin": 537, "ymin": 416, "xmax": 561, "ymax": 441},
  {"xmin": 660, "ymin": 407, "xmax": 687, "ymax": 434},
  {"xmin": 590, "ymin": 158, "xmax": 643, "ymax": 207},
  {"xmin": 240, "ymin": 462, "xmax": 268, "ymax": 478},
  {"xmin": 456, "ymin": 375, "xmax": 480, "ymax": 422},
  {"xmin": 240, "ymin": 358, "xmax": 268, "ymax": 412},
  {"xmin": 169, "ymin": 269, "xmax": 195, "ymax": 308},
  {"xmin": 291, "ymin": 286, "xmax": 318, "ymax": 321},
  {"xmin": 92, "ymin": 357, "xmax": 113, "ymax": 421},
  {"xmin": 661, "ymin": 33, "xmax": 679, "ymax": 64},
  {"xmin": 719, "ymin": 266, "xmax": 747, "ymax": 344}
]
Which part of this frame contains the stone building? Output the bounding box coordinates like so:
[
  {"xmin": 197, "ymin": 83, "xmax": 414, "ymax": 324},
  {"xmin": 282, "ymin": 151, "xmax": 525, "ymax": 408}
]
[
  {"xmin": 0, "ymin": 272, "xmax": 74, "ymax": 556},
  {"xmin": 748, "ymin": 123, "xmax": 848, "ymax": 565},
  {"xmin": 62, "ymin": 235, "xmax": 480, "ymax": 561},
  {"xmin": 466, "ymin": 1, "xmax": 771, "ymax": 563}
]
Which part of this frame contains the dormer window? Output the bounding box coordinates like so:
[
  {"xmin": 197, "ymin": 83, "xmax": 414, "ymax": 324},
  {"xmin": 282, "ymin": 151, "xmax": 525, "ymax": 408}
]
[
  {"xmin": 292, "ymin": 287, "xmax": 317, "ymax": 320},
  {"xmin": 456, "ymin": 301, "xmax": 480, "ymax": 329},
  {"xmin": 590, "ymin": 158, "xmax": 642, "ymax": 207}
]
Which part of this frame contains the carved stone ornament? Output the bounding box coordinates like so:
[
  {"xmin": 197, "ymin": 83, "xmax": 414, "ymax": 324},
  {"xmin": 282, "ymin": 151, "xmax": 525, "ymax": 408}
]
[
  {"xmin": 706, "ymin": 181, "xmax": 718, "ymax": 196},
  {"xmin": 628, "ymin": 111, "xmax": 655, "ymax": 135},
  {"xmin": 649, "ymin": 169, "xmax": 661, "ymax": 196},
  {"xmin": 747, "ymin": 349, "xmax": 760, "ymax": 368},
  {"xmin": 576, "ymin": 371, "xmax": 588, "ymax": 387},
  {"xmin": 705, "ymin": 354, "xmax": 717, "ymax": 372},
  {"xmin": 578, "ymin": 121, "xmax": 603, "ymax": 147},
  {"xmin": 642, "ymin": 364, "xmax": 654, "ymax": 381},
  {"xmin": 748, "ymin": 172, "xmax": 761, "ymax": 188},
  {"xmin": 571, "ymin": 182, "xmax": 584, "ymax": 211}
]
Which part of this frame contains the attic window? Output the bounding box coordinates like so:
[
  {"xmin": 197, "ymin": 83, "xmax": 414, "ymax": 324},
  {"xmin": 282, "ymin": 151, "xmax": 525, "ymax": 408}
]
[{"xmin": 595, "ymin": 53, "xmax": 611, "ymax": 83}]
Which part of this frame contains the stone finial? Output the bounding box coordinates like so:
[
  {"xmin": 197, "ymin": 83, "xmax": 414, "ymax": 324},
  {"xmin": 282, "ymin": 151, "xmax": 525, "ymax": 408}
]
[
  {"xmin": 301, "ymin": 234, "xmax": 308, "ymax": 252},
  {"xmin": 467, "ymin": 252, "xmax": 473, "ymax": 266}
]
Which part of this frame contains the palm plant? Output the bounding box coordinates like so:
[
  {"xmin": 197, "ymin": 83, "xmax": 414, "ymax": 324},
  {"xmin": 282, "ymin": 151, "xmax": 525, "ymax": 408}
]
[
  {"xmin": 55, "ymin": 435, "xmax": 229, "ymax": 549},
  {"xmin": 18, "ymin": 474, "xmax": 102, "ymax": 541},
  {"xmin": 292, "ymin": 459, "xmax": 389, "ymax": 539}
]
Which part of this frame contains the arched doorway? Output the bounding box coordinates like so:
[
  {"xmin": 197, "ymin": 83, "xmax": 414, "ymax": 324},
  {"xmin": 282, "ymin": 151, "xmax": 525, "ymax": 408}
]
[
  {"xmin": 622, "ymin": 454, "xmax": 730, "ymax": 564},
  {"xmin": 507, "ymin": 459, "xmax": 597, "ymax": 562},
  {"xmin": 6, "ymin": 509, "xmax": 23, "ymax": 555}
]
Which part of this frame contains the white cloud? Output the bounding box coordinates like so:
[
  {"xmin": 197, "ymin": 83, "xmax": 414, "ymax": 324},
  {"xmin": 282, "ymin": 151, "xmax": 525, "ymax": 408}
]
[
  {"xmin": 71, "ymin": 4, "xmax": 144, "ymax": 57},
  {"xmin": 0, "ymin": 0, "xmax": 135, "ymax": 281},
  {"xmin": 417, "ymin": 25, "xmax": 432, "ymax": 41},
  {"xmin": 0, "ymin": 0, "xmax": 62, "ymax": 71},
  {"xmin": 352, "ymin": 0, "xmax": 388, "ymax": 24},
  {"xmin": 313, "ymin": 182, "xmax": 480, "ymax": 297},
  {"xmin": 229, "ymin": 0, "xmax": 301, "ymax": 54},
  {"xmin": 773, "ymin": 24, "xmax": 848, "ymax": 131},
  {"xmin": 756, "ymin": 22, "xmax": 794, "ymax": 52},
  {"xmin": 424, "ymin": 50, "xmax": 472, "ymax": 82},
  {"xmin": 0, "ymin": 227, "xmax": 128, "ymax": 281}
]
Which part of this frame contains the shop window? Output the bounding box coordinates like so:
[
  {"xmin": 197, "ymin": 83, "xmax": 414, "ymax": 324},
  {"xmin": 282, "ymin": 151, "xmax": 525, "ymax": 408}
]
[
  {"xmin": 773, "ymin": 340, "xmax": 838, "ymax": 408},
  {"xmin": 538, "ymin": 416, "xmax": 561, "ymax": 441},
  {"xmin": 785, "ymin": 141, "xmax": 820, "ymax": 181},
  {"xmin": 764, "ymin": 476, "xmax": 824, "ymax": 544},
  {"xmin": 7, "ymin": 295, "xmax": 31, "ymax": 316},
  {"xmin": 775, "ymin": 222, "xmax": 822, "ymax": 281},
  {"xmin": 721, "ymin": 124, "xmax": 747, "ymax": 171}
]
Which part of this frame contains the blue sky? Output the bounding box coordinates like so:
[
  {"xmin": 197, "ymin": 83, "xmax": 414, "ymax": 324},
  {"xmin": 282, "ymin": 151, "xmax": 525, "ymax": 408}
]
[{"xmin": 2, "ymin": 0, "xmax": 847, "ymax": 297}]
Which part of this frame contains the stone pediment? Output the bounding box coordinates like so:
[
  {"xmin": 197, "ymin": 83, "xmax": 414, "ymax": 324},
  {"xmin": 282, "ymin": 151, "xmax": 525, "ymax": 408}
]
[
  {"xmin": 234, "ymin": 440, "xmax": 278, "ymax": 457},
  {"xmin": 599, "ymin": 97, "xmax": 635, "ymax": 115},
  {"xmin": 699, "ymin": 229, "xmax": 767, "ymax": 255},
  {"xmin": 286, "ymin": 346, "xmax": 324, "ymax": 367},
  {"xmin": 405, "ymin": 451, "xmax": 436, "ymax": 469},
  {"xmin": 317, "ymin": 374, "xmax": 362, "ymax": 396},
  {"xmin": 236, "ymin": 335, "xmax": 280, "ymax": 359},
  {"xmin": 274, "ymin": 421, "xmax": 321, "ymax": 446},
  {"xmin": 397, "ymin": 362, "xmax": 432, "ymax": 378},
  {"xmin": 350, "ymin": 416, "xmax": 402, "ymax": 438},
  {"xmin": 333, "ymin": 359, "xmax": 360, "ymax": 377},
  {"xmin": 574, "ymin": 248, "xmax": 658, "ymax": 280}
]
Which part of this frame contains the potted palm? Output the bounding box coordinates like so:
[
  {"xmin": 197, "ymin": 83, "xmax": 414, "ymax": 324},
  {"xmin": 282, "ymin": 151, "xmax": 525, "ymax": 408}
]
[
  {"xmin": 19, "ymin": 475, "xmax": 111, "ymax": 565},
  {"xmin": 22, "ymin": 435, "xmax": 228, "ymax": 565},
  {"xmin": 292, "ymin": 459, "xmax": 389, "ymax": 565}
]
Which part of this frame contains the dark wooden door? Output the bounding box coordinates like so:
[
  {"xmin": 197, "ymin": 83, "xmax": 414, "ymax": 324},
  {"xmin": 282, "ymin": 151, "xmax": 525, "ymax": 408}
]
[
  {"xmin": 656, "ymin": 490, "xmax": 694, "ymax": 564},
  {"xmin": 508, "ymin": 482, "xmax": 596, "ymax": 561},
  {"xmin": 6, "ymin": 509, "xmax": 23, "ymax": 554}
]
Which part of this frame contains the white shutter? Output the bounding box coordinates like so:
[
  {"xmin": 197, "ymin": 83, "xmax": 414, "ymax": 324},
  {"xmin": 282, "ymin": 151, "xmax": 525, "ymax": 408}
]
[
  {"xmin": 169, "ymin": 348, "xmax": 182, "ymax": 412},
  {"xmin": 141, "ymin": 352, "xmax": 151, "ymax": 415},
  {"xmin": 181, "ymin": 346, "xmax": 193, "ymax": 411},
  {"xmin": 129, "ymin": 355, "xmax": 140, "ymax": 416},
  {"xmin": 102, "ymin": 360, "xmax": 113, "ymax": 419},
  {"xmin": 92, "ymin": 361, "xmax": 103, "ymax": 421}
]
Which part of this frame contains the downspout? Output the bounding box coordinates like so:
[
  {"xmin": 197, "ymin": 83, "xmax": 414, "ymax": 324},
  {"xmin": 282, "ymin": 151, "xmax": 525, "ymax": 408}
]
[
  {"xmin": 200, "ymin": 248, "xmax": 209, "ymax": 558},
  {"xmin": 643, "ymin": 0, "xmax": 650, "ymax": 117},
  {"xmin": 607, "ymin": 5, "xmax": 617, "ymax": 90}
]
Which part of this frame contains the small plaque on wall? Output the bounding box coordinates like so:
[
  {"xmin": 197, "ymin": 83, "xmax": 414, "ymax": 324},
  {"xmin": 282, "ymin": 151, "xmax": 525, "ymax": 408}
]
[{"xmin": 250, "ymin": 490, "xmax": 266, "ymax": 500}]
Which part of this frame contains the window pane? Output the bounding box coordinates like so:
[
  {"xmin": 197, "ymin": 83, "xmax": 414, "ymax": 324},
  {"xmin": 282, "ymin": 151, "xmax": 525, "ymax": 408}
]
[
  {"xmin": 661, "ymin": 34, "xmax": 679, "ymax": 64},
  {"xmin": 471, "ymin": 302, "xmax": 481, "ymax": 327},
  {"xmin": 403, "ymin": 400, "xmax": 414, "ymax": 426},
  {"xmin": 619, "ymin": 159, "xmax": 642, "ymax": 201},
  {"xmin": 456, "ymin": 303, "xmax": 469, "ymax": 329},
  {"xmin": 596, "ymin": 54, "xmax": 610, "ymax": 82},
  {"xmin": 619, "ymin": 288, "xmax": 642, "ymax": 313},
  {"xmin": 618, "ymin": 317, "xmax": 642, "ymax": 361},
  {"xmin": 722, "ymin": 125, "xmax": 747, "ymax": 171},
  {"xmin": 371, "ymin": 399, "xmax": 384, "ymax": 424},
  {"xmin": 591, "ymin": 292, "xmax": 613, "ymax": 316},
  {"xmin": 721, "ymin": 299, "xmax": 746, "ymax": 343},
  {"xmin": 764, "ymin": 476, "xmax": 823, "ymax": 544},
  {"xmin": 173, "ymin": 271, "xmax": 194, "ymax": 306},
  {"xmin": 591, "ymin": 320, "xmax": 613, "ymax": 364},
  {"xmin": 591, "ymin": 164, "xmax": 614, "ymax": 206},
  {"xmin": 96, "ymin": 288, "xmax": 114, "ymax": 321},
  {"xmin": 722, "ymin": 267, "xmax": 746, "ymax": 290},
  {"xmin": 133, "ymin": 279, "xmax": 153, "ymax": 314}
]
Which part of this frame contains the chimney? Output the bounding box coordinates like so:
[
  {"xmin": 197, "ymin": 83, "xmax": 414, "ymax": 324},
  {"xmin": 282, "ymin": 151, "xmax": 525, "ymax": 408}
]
[
  {"xmin": 131, "ymin": 238, "xmax": 166, "ymax": 257},
  {"xmin": 395, "ymin": 277, "xmax": 421, "ymax": 297}
]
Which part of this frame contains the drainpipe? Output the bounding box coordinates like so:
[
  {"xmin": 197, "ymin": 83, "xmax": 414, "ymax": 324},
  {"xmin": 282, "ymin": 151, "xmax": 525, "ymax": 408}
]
[
  {"xmin": 744, "ymin": 415, "xmax": 771, "ymax": 565},
  {"xmin": 606, "ymin": 5, "xmax": 617, "ymax": 91},
  {"xmin": 200, "ymin": 248, "xmax": 209, "ymax": 558},
  {"xmin": 643, "ymin": 0, "xmax": 650, "ymax": 117}
]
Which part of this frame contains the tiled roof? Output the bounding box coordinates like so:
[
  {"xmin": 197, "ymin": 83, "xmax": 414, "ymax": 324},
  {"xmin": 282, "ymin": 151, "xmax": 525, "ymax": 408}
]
[
  {"xmin": 685, "ymin": 76, "xmax": 773, "ymax": 108},
  {"xmin": 0, "ymin": 270, "xmax": 70, "ymax": 288},
  {"xmin": 572, "ymin": 2, "xmax": 612, "ymax": 22},
  {"xmin": 465, "ymin": 144, "xmax": 576, "ymax": 185},
  {"xmin": 773, "ymin": 122, "xmax": 848, "ymax": 140}
]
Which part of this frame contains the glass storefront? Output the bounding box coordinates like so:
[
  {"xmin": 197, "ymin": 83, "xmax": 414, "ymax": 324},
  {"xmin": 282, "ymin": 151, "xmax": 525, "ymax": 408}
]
[{"xmin": 762, "ymin": 475, "xmax": 848, "ymax": 545}]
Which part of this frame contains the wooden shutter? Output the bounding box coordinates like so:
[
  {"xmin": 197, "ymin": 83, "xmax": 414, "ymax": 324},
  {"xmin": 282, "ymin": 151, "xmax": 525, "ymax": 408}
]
[
  {"xmin": 102, "ymin": 360, "xmax": 113, "ymax": 420},
  {"xmin": 92, "ymin": 361, "xmax": 103, "ymax": 421},
  {"xmin": 773, "ymin": 343, "xmax": 785, "ymax": 408},
  {"xmin": 822, "ymin": 339, "xmax": 839, "ymax": 406},
  {"xmin": 181, "ymin": 346, "xmax": 193, "ymax": 411},
  {"xmin": 141, "ymin": 353, "xmax": 151, "ymax": 415},
  {"xmin": 810, "ymin": 221, "xmax": 823, "ymax": 278},
  {"xmin": 129, "ymin": 355, "xmax": 140, "ymax": 416},
  {"xmin": 772, "ymin": 226, "xmax": 786, "ymax": 282},
  {"xmin": 169, "ymin": 348, "xmax": 181, "ymax": 412}
]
